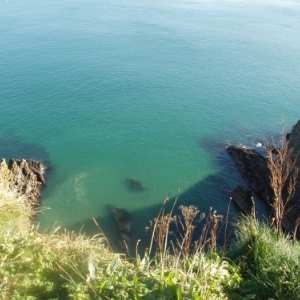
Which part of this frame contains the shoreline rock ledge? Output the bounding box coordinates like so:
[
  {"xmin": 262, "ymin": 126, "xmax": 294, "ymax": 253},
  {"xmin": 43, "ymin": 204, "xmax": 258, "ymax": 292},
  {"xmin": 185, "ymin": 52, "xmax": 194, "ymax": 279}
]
[
  {"xmin": 229, "ymin": 185, "xmax": 254, "ymax": 215},
  {"xmin": 226, "ymin": 146, "xmax": 273, "ymax": 202},
  {"xmin": 1, "ymin": 158, "xmax": 46, "ymax": 206},
  {"xmin": 226, "ymin": 120, "xmax": 300, "ymax": 231}
]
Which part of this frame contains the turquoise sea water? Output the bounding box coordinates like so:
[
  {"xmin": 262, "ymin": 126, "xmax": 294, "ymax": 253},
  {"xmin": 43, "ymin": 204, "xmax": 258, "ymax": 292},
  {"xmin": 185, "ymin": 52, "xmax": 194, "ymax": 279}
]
[{"xmin": 1, "ymin": 0, "xmax": 300, "ymax": 249}]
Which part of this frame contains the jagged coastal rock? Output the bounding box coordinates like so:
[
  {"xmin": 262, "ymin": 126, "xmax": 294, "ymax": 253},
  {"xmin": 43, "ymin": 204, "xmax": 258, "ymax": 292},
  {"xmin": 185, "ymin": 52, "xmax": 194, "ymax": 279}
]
[
  {"xmin": 285, "ymin": 120, "xmax": 300, "ymax": 229},
  {"xmin": 5, "ymin": 158, "xmax": 46, "ymax": 206},
  {"xmin": 289, "ymin": 120, "xmax": 300, "ymax": 147},
  {"xmin": 288, "ymin": 120, "xmax": 300, "ymax": 170},
  {"xmin": 230, "ymin": 185, "xmax": 254, "ymax": 215},
  {"xmin": 226, "ymin": 146, "xmax": 273, "ymax": 201},
  {"xmin": 227, "ymin": 120, "xmax": 300, "ymax": 231}
]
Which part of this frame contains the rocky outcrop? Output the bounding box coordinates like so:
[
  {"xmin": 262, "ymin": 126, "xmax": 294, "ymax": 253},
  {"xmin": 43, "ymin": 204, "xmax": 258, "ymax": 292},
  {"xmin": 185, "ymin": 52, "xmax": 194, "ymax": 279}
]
[
  {"xmin": 113, "ymin": 207, "xmax": 132, "ymax": 252},
  {"xmin": 227, "ymin": 146, "xmax": 273, "ymax": 201},
  {"xmin": 288, "ymin": 120, "xmax": 300, "ymax": 167},
  {"xmin": 230, "ymin": 185, "xmax": 254, "ymax": 215},
  {"xmin": 6, "ymin": 158, "xmax": 46, "ymax": 206},
  {"xmin": 285, "ymin": 121, "xmax": 300, "ymax": 230},
  {"xmin": 227, "ymin": 120, "xmax": 300, "ymax": 232}
]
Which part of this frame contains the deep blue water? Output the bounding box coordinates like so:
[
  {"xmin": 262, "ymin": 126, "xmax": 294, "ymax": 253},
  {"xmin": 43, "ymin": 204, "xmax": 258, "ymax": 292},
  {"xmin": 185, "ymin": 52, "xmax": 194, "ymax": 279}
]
[{"xmin": 1, "ymin": 0, "xmax": 300, "ymax": 249}]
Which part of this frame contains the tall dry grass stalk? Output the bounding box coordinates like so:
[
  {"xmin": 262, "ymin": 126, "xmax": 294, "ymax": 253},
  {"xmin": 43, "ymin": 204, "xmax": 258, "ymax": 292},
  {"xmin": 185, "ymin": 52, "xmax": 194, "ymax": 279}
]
[
  {"xmin": 175, "ymin": 205, "xmax": 204, "ymax": 259},
  {"xmin": 266, "ymin": 133, "xmax": 299, "ymax": 235},
  {"xmin": 208, "ymin": 208, "xmax": 223, "ymax": 255},
  {"xmin": 147, "ymin": 196, "xmax": 224, "ymax": 269}
]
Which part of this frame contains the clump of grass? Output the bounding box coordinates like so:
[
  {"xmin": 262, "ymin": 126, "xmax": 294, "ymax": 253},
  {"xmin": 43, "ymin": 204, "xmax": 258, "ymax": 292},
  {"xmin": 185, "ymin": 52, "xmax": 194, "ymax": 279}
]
[
  {"xmin": 0, "ymin": 158, "xmax": 13, "ymax": 187},
  {"xmin": 0, "ymin": 226, "xmax": 120, "ymax": 299},
  {"xmin": 0, "ymin": 159, "xmax": 35, "ymax": 235},
  {"xmin": 0, "ymin": 184, "xmax": 33, "ymax": 235},
  {"xmin": 229, "ymin": 215, "xmax": 300, "ymax": 299}
]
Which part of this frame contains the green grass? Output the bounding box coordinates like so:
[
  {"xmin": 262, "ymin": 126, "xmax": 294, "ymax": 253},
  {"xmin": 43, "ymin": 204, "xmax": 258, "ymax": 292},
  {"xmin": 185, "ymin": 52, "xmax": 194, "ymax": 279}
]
[
  {"xmin": 0, "ymin": 159, "xmax": 34, "ymax": 236},
  {"xmin": 228, "ymin": 215, "xmax": 300, "ymax": 299},
  {"xmin": 2, "ymin": 159, "xmax": 300, "ymax": 299},
  {"xmin": 0, "ymin": 196, "xmax": 241, "ymax": 299},
  {"xmin": 0, "ymin": 228, "xmax": 241, "ymax": 299},
  {"xmin": 0, "ymin": 228, "xmax": 116, "ymax": 299},
  {"xmin": 0, "ymin": 185, "xmax": 33, "ymax": 235},
  {"xmin": 0, "ymin": 162, "xmax": 241, "ymax": 300}
]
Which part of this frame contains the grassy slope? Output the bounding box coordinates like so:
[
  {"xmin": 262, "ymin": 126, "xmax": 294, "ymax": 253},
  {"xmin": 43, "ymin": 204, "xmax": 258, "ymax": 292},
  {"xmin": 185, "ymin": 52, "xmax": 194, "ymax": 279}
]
[
  {"xmin": 1, "ymin": 160, "xmax": 300, "ymax": 299},
  {"xmin": 228, "ymin": 216, "xmax": 300, "ymax": 299}
]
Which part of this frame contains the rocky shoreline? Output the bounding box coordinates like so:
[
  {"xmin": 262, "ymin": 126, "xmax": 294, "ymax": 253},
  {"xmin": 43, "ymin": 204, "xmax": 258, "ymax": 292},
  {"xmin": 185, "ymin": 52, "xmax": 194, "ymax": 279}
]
[
  {"xmin": 2, "ymin": 121, "xmax": 300, "ymax": 248},
  {"xmin": 1, "ymin": 158, "xmax": 46, "ymax": 206},
  {"xmin": 227, "ymin": 120, "xmax": 300, "ymax": 232}
]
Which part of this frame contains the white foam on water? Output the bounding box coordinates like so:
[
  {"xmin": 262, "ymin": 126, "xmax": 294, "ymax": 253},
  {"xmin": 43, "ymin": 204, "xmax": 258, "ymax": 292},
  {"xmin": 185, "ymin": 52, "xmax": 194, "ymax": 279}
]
[{"xmin": 74, "ymin": 172, "xmax": 88, "ymax": 204}]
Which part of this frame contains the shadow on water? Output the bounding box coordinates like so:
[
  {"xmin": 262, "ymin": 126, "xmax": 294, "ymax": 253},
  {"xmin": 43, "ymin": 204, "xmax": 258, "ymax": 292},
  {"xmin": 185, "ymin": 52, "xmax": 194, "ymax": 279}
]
[
  {"xmin": 203, "ymin": 121, "xmax": 277, "ymax": 148},
  {"xmin": 199, "ymin": 125, "xmax": 271, "ymax": 218},
  {"xmin": 54, "ymin": 123, "xmax": 271, "ymax": 255},
  {"xmin": 66, "ymin": 124, "xmax": 272, "ymax": 255},
  {"xmin": 0, "ymin": 131, "xmax": 53, "ymax": 194},
  {"xmin": 67, "ymin": 170, "xmax": 240, "ymax": 255},
  {"xmin": 0, "ymin": 131, "xmax": 51, "ymax": 164}
]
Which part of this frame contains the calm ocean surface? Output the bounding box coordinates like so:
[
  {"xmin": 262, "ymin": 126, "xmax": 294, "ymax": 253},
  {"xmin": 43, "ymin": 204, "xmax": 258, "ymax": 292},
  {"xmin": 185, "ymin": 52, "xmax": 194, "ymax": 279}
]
[{"xmin": 1, "ymin": 0, "xmax": 300, "ymax": 248}]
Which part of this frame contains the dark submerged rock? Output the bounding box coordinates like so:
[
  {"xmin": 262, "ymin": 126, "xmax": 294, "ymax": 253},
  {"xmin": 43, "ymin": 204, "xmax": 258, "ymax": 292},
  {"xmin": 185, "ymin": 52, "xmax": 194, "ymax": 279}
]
[
  {"xmin": 125, "ymin": 178, "xmax": 145, "ymax": 192},
  {"xmin": 113, "ymin": 207, "xmax": 132, "ymax": 252}
]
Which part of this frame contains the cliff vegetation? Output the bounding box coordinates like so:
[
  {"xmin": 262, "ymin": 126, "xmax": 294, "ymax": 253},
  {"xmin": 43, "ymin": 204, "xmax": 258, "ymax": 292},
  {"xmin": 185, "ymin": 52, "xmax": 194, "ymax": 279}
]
[{"xmin": 1, "ymin": 158, "xmax": 300, "ymax": 299}]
